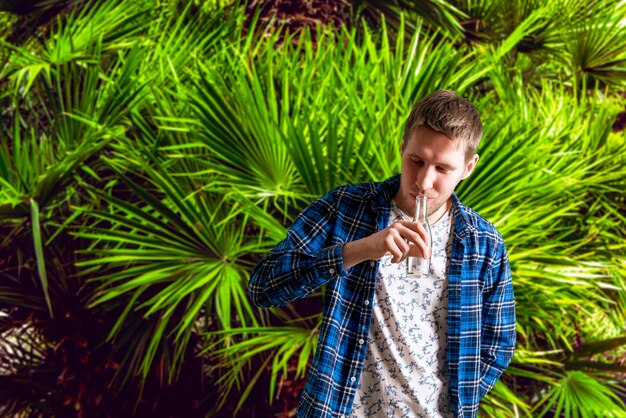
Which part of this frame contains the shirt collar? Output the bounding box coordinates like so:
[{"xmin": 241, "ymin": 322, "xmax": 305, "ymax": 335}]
[
  {"xmin": 366, "ymin": 174, "xmax": 401, "ymax": 213},
  {"xmin": 450, "ymin": 192, "xmax": 473, "ymax": 240}
]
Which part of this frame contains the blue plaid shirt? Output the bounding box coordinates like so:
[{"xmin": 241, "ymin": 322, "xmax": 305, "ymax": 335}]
[{"xmin": 249, "ymin": 175, "xmax": 516, "ymax": 418}]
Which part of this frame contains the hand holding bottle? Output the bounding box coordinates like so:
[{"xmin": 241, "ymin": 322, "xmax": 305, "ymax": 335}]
[{"xmin": 341, "ymin": 219, "xmax": 430, "ymax": 269}]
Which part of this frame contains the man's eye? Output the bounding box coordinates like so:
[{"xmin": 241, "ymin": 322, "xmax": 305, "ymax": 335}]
[{"xmin": 437, "ymin": 167, "xmax": 450, "ymax": 173}]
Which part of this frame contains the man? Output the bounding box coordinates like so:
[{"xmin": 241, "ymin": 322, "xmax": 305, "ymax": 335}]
[{"xmin": 248, "ymin": 90, "xmax": 516, "ymax": 418}]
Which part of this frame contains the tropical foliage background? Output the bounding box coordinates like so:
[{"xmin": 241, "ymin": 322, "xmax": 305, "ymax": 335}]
[{"xmin": 1, "ymin": 0, "xmax": 626, "ymax": 417}]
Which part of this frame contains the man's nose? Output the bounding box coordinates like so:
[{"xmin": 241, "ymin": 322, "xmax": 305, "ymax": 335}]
[{"xmin": 415, "ymin": 167, "xmax": 434, "ymax": 191}]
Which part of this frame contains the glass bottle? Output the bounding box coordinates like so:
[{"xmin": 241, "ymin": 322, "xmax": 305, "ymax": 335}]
[{"xmin": 406, "ymin": 195, "xmax": 432, "ymax": 276}]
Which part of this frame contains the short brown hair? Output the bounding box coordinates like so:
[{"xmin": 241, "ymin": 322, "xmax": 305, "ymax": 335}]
[{"xmin": 403, "ymin": 90, "xmax": 483, "ymax": 159}]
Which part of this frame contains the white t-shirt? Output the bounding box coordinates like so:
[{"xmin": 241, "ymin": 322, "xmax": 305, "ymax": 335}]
[{"xmin": 351, "ymin": 201, "xmax": 455, "ymax": 418}]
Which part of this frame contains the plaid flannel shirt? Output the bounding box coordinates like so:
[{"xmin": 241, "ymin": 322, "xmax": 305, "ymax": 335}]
[{"xmin": 248, "ymin": 175, "xmax": 516, "ymax": 418}]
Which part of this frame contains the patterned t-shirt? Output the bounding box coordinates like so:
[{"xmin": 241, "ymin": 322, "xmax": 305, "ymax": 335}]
[{"xmin": 351, "ymin": 200, "xmax": 455, "ymax": 418}]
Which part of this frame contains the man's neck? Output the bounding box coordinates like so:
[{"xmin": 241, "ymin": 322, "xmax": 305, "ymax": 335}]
[{"xmin": 429, "ymin": 199, "xmax": 452, "ymax": 225}]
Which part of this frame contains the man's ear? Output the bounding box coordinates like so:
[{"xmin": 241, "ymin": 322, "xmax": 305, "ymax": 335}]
[{"xmin": 461, "ymin": 154, "xmax": 479, "ymax": 180}]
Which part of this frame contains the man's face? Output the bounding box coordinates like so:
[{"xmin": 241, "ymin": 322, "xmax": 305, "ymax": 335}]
[{"xmin": 395, "ymin": 126, "xmax": 479, "ymax": 222}]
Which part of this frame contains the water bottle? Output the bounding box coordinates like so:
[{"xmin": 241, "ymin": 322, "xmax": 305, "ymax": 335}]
[{"xmin": 406, "ymin": 195, "xmax": 432, "ymax": 276}]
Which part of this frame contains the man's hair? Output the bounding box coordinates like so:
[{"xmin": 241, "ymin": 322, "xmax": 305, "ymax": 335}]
[{"xmin": 402, "ymin": 90, "xmax": 483, "ymax": 159}]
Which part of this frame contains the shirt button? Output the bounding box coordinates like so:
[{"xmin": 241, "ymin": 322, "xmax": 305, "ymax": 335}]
[
  {"xmin": 351, "ymin": 376, "xmax": 356, "ymax": 382},
  {"xmin": 364, "ymin": 300, "xmax": 369, "ymax": 306},
  {"xmin": 370, "ymin": 260, "xmax": 375, "ymax": 267},
  {"xmin": 329, "ymin": 268, "xmax": 336, "ymax": 275},
  {"xmin": 359, "ymin": 339, "xmax": 364, "ymax": 345}
]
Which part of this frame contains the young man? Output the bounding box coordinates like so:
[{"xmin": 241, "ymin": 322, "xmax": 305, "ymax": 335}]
[{"xmin": 248, "ymin": 90, "xmax": 516, "ymax": 418}]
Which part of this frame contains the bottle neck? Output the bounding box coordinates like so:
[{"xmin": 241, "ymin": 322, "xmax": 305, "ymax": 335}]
[{"xmin": 414, "ymin": 196, "xmax": 428, "ymax": 223}]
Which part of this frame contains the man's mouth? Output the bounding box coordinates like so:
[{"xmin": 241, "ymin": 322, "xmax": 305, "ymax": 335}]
[{"xmin": 411, "ymin": 192, "xmax": 434, "ymax": 200}]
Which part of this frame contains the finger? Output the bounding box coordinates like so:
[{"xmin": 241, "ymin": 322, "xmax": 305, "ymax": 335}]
[
  {"xmin": 400, "ymin": 221, "xmax": 429, "ymax": 243},
  {"xmin": 391, "ymin": 236, "xmax": 413, "ymax": 263},
  {"xmin": 391, "ymin": 240, "xmax": 410, "ymax": 263},
  {"xmin": 386, "ymin": 236, "xmax": 411, "ymax": 264},
  {"xmin": 407, "ymin": 244, "xmax": 432, "ymax": 259},
  {"xmin": 396, "ymin": 221, "xmax": 430, "ymax": 259}
]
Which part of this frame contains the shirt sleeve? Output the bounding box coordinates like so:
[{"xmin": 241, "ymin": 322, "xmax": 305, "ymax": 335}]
[
  {"xmin": 248, "ymin": 190, "xmax": 348, "ymax": 308},
  {"xmin": 479, "ymin": 239, "xmax": 516, "ymax": 399}
]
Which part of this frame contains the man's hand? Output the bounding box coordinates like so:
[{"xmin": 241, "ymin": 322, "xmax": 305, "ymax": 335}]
[{"xmin": 342, "ymin": 221, "xmax": 430, "ymax": 270}]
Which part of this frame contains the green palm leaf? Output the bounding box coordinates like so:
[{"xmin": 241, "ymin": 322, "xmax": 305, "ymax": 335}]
[
  {"xmin": 534, "ymin": 371, "xmax": 626, "ymax": 417},
  {"xmin": 568, "ymin": 12, "xmax": 626, "ymax": 88},
  {"xmin": 75, "ymin": 153, "xmax": 261, "ymax": 381},
  {"xmin": 203, "ymin": 325, "xmax": 318, "ymax": 413}
]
